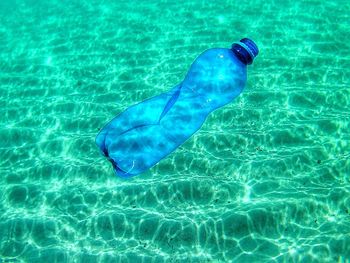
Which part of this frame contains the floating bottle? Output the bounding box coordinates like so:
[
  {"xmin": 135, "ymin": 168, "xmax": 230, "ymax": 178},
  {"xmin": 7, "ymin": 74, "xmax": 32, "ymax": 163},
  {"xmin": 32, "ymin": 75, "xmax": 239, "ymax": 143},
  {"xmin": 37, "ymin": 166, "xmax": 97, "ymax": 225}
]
[{"xmin": 96, "ymin": 38, "xmax": 259, "ymax": 177}]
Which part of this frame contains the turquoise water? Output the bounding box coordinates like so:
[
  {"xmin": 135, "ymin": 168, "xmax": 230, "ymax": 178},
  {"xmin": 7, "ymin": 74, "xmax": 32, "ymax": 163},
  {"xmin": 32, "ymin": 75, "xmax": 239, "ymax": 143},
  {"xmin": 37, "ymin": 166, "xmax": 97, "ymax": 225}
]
[{"xmin": 1, "ymin": 0, "xmax": 350, "ymax": 262}]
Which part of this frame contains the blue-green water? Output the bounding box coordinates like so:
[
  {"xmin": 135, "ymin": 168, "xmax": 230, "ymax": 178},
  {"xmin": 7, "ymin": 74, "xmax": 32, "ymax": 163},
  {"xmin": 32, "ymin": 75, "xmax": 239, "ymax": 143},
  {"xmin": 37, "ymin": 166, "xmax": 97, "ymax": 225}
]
[{"xmin": 0, "ymin": 0, "xmax": 349, "ymax": 262}]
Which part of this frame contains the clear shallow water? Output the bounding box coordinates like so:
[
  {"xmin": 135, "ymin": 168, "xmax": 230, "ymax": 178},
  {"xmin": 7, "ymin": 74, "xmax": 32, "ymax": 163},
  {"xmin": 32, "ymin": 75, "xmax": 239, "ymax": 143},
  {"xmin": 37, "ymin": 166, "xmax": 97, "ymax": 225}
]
[{"xmin": 0, "ymin": 0, "xmax": 349, "ymax": 262}]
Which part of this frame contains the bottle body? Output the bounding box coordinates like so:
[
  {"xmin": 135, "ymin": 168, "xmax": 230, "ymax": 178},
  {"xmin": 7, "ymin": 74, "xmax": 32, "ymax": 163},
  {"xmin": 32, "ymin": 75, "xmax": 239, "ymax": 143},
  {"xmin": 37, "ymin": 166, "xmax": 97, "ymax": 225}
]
[{"xmin": 96, "ymin": 39, "xmax": 258, "ymax": 177}]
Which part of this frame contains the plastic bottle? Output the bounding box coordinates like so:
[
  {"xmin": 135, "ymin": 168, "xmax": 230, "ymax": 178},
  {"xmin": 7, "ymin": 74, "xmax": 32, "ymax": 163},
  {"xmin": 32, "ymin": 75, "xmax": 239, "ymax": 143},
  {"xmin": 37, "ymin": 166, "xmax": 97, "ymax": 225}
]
[{"xmin": 96, "ymin": 38, "xmax": 259, "ymax": 177}]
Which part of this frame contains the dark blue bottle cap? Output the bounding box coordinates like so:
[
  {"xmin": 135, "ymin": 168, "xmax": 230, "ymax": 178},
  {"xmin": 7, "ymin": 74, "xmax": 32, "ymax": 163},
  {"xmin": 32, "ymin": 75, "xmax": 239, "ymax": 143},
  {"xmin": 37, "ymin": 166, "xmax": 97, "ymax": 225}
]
[{"xmin": 231, "ymin": 38, "xmax": 259, "ymax": 65}]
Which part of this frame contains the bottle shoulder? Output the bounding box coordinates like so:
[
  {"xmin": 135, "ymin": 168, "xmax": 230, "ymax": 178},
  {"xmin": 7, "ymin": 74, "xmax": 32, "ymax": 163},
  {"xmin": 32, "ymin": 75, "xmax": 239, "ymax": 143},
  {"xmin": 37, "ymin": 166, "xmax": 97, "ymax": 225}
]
[
  {"xmin": 199, "ymin": 48, "xmax": 246, "ymax": 67},
  {"xmin": 181, "ymin": 47, "xmax": 247, "ymax": 108}
]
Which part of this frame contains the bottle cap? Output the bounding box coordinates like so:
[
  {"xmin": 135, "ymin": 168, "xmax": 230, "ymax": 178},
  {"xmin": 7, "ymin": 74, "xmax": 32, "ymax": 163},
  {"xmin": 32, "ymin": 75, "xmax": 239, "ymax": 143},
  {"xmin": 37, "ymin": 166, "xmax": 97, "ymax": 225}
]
[{"xmin": 231, "ymin": 38, "xmax": 259, "ymax": 65}]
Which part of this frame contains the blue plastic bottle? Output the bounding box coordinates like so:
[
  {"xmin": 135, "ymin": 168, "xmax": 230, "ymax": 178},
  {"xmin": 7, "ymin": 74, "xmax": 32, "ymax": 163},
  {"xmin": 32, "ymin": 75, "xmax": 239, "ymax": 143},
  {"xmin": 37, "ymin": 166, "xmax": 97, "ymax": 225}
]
[{"xmin": 96, "ymin": 38, "xmax": 259, "ymax": 177}]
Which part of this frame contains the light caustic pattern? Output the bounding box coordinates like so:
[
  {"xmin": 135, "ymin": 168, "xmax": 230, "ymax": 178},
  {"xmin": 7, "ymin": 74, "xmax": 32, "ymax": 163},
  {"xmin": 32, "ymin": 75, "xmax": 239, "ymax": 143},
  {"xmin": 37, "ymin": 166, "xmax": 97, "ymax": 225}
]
[{"xmin": 0, "ymin": 0, "xmax": 350, "ymax": 262}]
